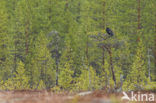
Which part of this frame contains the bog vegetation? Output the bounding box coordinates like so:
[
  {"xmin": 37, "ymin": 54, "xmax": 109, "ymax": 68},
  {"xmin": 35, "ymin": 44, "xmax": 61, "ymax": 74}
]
[{"xmin": 0, "ymin": 0, "xmax": 156, "ymax": 92}]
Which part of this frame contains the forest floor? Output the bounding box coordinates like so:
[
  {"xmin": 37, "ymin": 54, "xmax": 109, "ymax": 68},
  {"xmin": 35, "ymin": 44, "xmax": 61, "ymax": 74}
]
[{"xmin": 0, "ymin": 90, "xmax": 155, "ymax": 103}]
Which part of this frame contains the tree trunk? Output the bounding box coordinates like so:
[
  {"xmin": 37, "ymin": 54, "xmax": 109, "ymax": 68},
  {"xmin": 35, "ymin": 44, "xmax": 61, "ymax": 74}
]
[
  {"xmin": 25, "ymin": 22, "xmax": 29, "ymax": 55},
  {"xmin": 56, "ymin": 62, "xmax": 59, "ymax": 86},
  {"xmin": 55, "ymin": 39, "xmax": 59, "ymax": 86},
  {"xmin": 137, "ymin": 0, "xmax": 141, "ymax": 30},
  {"xmin": 102, "ymin": 1, "xmax": 106, "ymax": 70},
  {"xmin": 86, "ymin": 35, "xmax": 91, "ymax": 90},
  {"xmin": 154, "ymin": 13, "xmax": 156, "ymax": 79},
  {"xmin": 102, "ymin": 47, "xmax": 105, "ymax": 70},
  {"xmin": 102, "ymin": 1, "xmax": 106, "ymax": 29},
  {"xmin": 14, "ymin": 41, "xmax": 17, "ymax": 73},
  {"xmin": 105, "ymin": 46, "xmax": 116, "ymax": 88},
  {"xmin": 148, "ymin": 48, "xmax": 151, "ymax": 81},
  {"xmin": 137, "ymin": 0, "xmax": 141, "ymax": 42}
]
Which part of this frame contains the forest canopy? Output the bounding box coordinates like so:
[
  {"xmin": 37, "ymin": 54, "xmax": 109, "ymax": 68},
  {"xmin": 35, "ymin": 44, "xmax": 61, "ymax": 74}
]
[{"xmin": 0, "ymin": 0, "xmax": 155, "ymax": 91}]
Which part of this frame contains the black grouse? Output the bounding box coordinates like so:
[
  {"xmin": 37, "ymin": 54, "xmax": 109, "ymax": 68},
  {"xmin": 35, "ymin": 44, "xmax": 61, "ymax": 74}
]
[{"xmin": 106, "ymin": 27, "xmax": 114, "ymax": 36}]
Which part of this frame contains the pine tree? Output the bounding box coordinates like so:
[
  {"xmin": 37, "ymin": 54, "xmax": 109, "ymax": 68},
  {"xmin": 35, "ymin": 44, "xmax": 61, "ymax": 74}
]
[
  {"xmin": 0, "ymin": 0, "xmax": 13, "ymax": 81},
  {"xmin": 58, "ymin": 40, "xmax": 75, "ymax": 90},
  {"xmin": 59, "ymin": 60, "xmax": 74, "ymax": 90},
  {"xmin": 123, "ymin": 39, "xmax": 147, "ymax": 90},
  {"xmin": 29, "ymin": 31, "xmax": 55, "ymax": 89},
  {"xmin": 77, "ymin": 66, "xmax": 99, "ymax": 91},
  {"xmin": 13, "ymin": 61, "xmax": 29, "ymax": 90},
  {"xmin": 1, "ymin": 61, "xmax": 29, "ymax": 90},
  {"xmin": 37, "ymin": 80, "xmax": 46, "ymax": 90}
]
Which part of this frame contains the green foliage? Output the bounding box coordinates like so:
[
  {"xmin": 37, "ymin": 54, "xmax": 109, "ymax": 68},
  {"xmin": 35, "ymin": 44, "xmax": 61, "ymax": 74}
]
[
  {"xmin": 123, "ymin": 40, "xmax": 148, "ymax": 91},
  {"xmin": 144, "ymin": 82, "xmax": 156, "ymax": 92},
  {"xmin": 0, "ymin": 0, "xmax": 155, "ymax": 92},
  {"xmin": 13, "ymin": 61, "xmax": 29, "ymax": 90},
  {"xmin": 77, "ymin": 66, "xmax": 99, "ymax": 91},
  {"xmin": 29, "ymin": 32, "xmax": 56, "ymax": 89},
  {"xmin": 37, "ymin": 80, "xmax": 46, "ymax": 90},
  {"xmin": 0, "ymin": 0, "xmax": 13, "ymax": 81},
  {"xmin": 59, "ymin": 59, "xmax": 74, "ymax": 90},
  {"xmin": 99, "ymin": 60, "xmax": 109, "ymax": 88},
  {"xmin": 1, "ymin": 61, "xmax": 29, "ymax": 90}
]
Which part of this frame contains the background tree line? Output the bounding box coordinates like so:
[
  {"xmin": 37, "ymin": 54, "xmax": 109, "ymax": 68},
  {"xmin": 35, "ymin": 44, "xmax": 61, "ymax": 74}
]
[{"xmin": 0, "ymin": 0, "xmax": 155, "ymax": 91}]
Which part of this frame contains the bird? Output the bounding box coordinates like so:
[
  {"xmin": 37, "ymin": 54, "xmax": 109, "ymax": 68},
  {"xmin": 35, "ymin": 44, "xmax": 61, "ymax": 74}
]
[{"xmin": 106, "ymin": 27, "xmax": 114, "ymax": 36}]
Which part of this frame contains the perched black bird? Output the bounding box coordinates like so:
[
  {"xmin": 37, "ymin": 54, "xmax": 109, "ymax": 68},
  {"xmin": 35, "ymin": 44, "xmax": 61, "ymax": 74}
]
[{"xmin": 106, "ymin": 27, "xmax": 114, "ymax": 36}]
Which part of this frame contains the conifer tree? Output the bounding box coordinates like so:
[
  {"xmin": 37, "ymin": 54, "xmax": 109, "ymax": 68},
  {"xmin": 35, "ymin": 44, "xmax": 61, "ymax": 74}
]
[
  {"xmin": 29, "ymin": 32, "xmax": 55, "ymax": 89},
  {"xmin": 1, "ymin": 61, "xmax": 29, "ymax": 90},
  {"xmin": 59, "ymin": 59, "xmax": 74, "ymax": 90},
  {"xmin": 0, "ymin": 0, "xmax": 13, "ymax": 81},
  {"xmin": 13, "ymin": 61, "xmax": 29, "ymax": 90},
  {"xmin": 123, "ymin": 39, "xmax": 147, "ymax": 90},
  {"xmin": 77, "ymin": 66, "xmax": 99, "ymax": 91}
]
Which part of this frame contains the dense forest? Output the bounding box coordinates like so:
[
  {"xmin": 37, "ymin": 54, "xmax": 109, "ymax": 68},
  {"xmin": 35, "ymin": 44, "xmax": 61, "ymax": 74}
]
[{"xmin": 0, "ymin": 0, "xmax": 156, "ymax": 92}]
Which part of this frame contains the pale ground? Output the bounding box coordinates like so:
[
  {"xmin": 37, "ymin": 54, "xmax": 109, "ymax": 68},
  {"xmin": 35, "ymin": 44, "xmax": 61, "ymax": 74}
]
[
  {"xmin": 0, "ymin": 90, "xmax": 123, "ymax": 103},
  {"xmin": 1, "ymin": 90, "xmax": 155, "ymax": 103}
]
